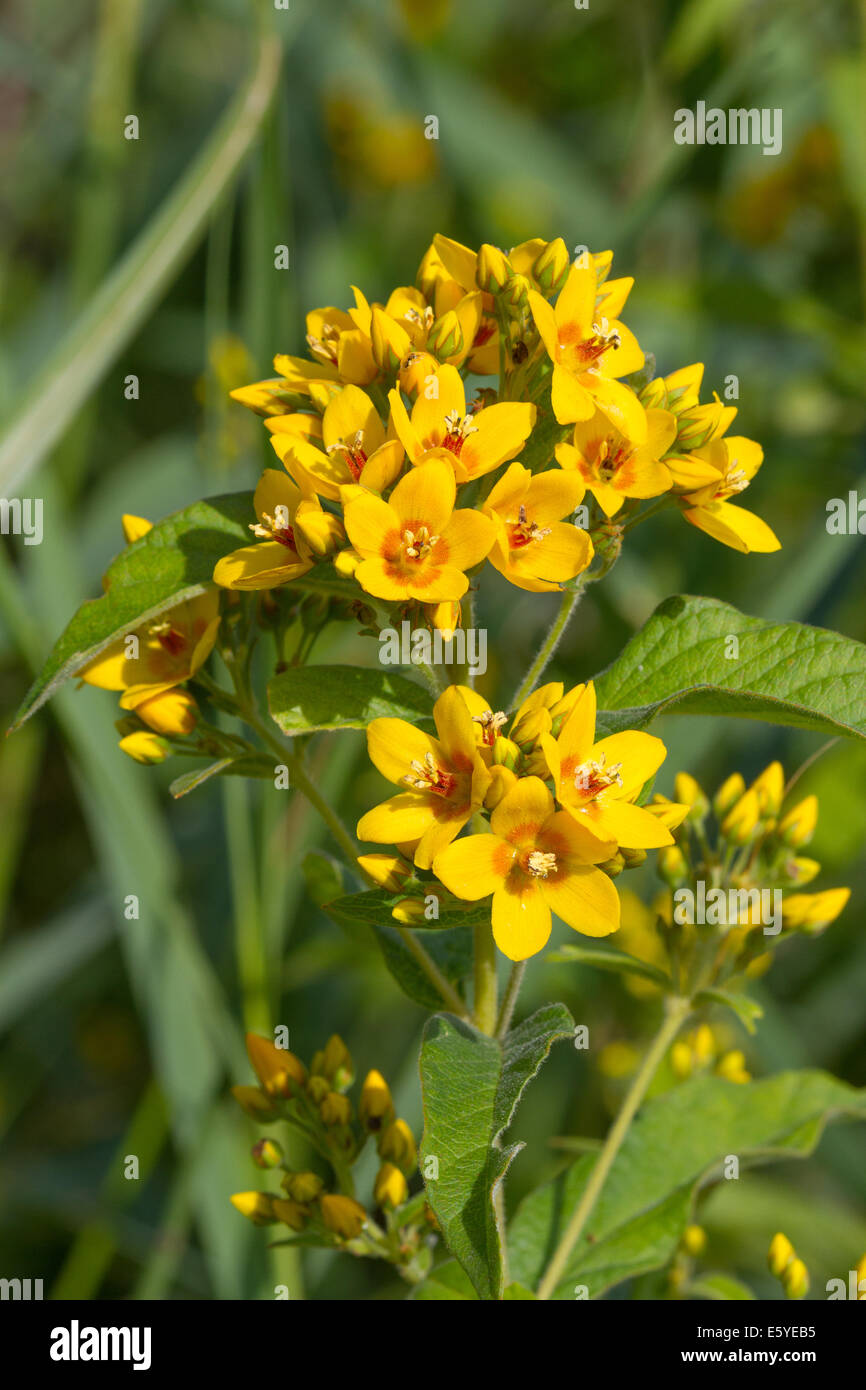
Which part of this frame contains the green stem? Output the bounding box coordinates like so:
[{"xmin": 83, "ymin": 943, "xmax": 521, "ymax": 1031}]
[
  {"xmin": 510, "ymin": 582, "xmax": 585, "ymax": 711},
  {"xmin": 495, "ymin": 962, "xmax": 526, "ymax": 1038},
  {"xmin": 473, "ymin": 916, "xmax": 498, "ymax": 1035},
  {"xmin": 536, "ymin": 996, "xmax": 692, "ymax": 1300}
]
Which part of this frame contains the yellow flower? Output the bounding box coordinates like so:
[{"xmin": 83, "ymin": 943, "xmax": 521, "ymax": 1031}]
[
  {"xmin": 541, "ymin": 682, "xmax": 680, "ymax": 850},
  {"xmin": 356, "ymin": 853, "xmax": 414, "ymax": 891},
  {"xmin": 433, "ymin": 775, "xmax": 620, "ymax": 962},
  {"xmin": 482, "ymin": 463, "xmax": 592, "ymax": 592},
  {"xmin": 374, "ymin": 1162, "xmax": 409, "ymax": 1208},
  {"xmin": 782, "ymin": 888, "xmax": 850, "ymax": 932},
  {"xmin": 81, "ymin": 593, "xmax": 220, "ymax": 707},
  {"xmin": 276, "ymin": 294, "xmax": 377, "ymax": 391},
  {"xmin": 716, "ymin": 1050, "xmax": 751, "ymax": 1083},
  {"xmin": 683, "ymin": 1225, "xmax": 707, "ymax": 1257},
  {"xmin": 359, "ymin": 687, "xmax": 492, "ymax": 869},
  {"xmin": 555, "ymin": 406, "xmax": 675, "ymax": 517},
  {"xmin": 320, "ymin": 1193, "xmax": 367, "ymax": 1239},
  {"xmin": 118, "ymin": 731, "xmax": 171, "ymax": 764},
  {"xmin": 388, "ymin": 364, "xmax": 535, "ymax": 484},
  {"xmin": 680, "ymin": 435, "xmax": 780, "ymax": 554},
  {"xmin": 213, "ymin": 470, "xmax": 341, "ymax": 590},
  {"xmin": 270, "ymin": 385, "xmax": 404, "ymax": 500},
  {"xmin": 528, "ymin": 260, "xmax": 646, "ymax": 436},
  {"xmin": 343, "ymin": 459, "xmax": 494, "ymax": 604}
]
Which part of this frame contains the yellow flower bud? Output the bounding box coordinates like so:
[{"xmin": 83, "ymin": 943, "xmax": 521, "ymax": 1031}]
[
  {"xmin": 230, "ymin": 1085, "xmax": 279, "ymax": 1122},
  {"xmin": 294, "ymin": 504, "xmax": 346, "ymax": 558},
  {"xmin": 320, "ymin": 1091, "xmax": 352, "ymax": 1127},
  {"xmin": 658, "ymin": 844, "xmax": 688, "ymax": 886},
  {"xmin": 399, "ymin": 350, "xmax": 440, "ymax": 400},
  {"xmin": 315, "ymin": 1035, "xmax": 354, "ymax": 1088},
  {"xmin": 374, "ymin": 1161, "xmax": 408, "ymax": 1209},
  {"xmin": 231, "ymin": 1191, "xmax": 277, "ymax": 1226},
  {"xmin": 484, "ymin": 764, "xmax": 518, "ymax": 811},
  {"xmin": 251, "ymin": 1138, "xmax": 283, "ymax": 1170},
  {"xmin": 787, "ymin": 856, "xmax": 820, "ymax": 886},
  {"xmin": 357, "ymin": 853, "xmax": 412, "ymax": 892},
  {"xmin": 716, "ymin": 1050, "xmax": 750, "ymax": 1084},
  {"xmin": 532, "ymin": 238, "xmax": 570, "ymax": 296},
  {"xmin": 722, "ymin": 788, "xmax": 761, "ymax": 844},
  {"xmin": 359, "ymin": 1069, "xmax": 395, "ymax": 1133},
  {"xmin": 245, "ymin": 1033, "xmax": 307, "ymax": 1098},
  {"xmin": 620, "ymin": 847, "xmax": 647, "ymax": 869},
  {"xmin": 783, "ymin": 1257, "xmax": 809, "ymax": 1300},
  {"xmin": 391, "ymin": 897, "xmax": 427, "ymax": 924},
  {"xmin": 638, "ymin": 378, "xmax": 667, "ymax": 411},
  {"xmin": 121, "ymin": 514, "xmax": 153, "ymax": 544},
  {"xmin": 768, "ymin": 1232, "xmax": 795, "ymax": 1278},
  {"xmin": 283, "ymin": 1171, "xmax": 324, "ymax": 1203},
  {"xmin": 682, "ymin": 1224, "xmax": 707, "ymax": 1257},
  {"xmin": 692, "ymin": 1024, "xmax": 716, "ymax": 1065},
  {"xmin": 306, "ymin": 1074, "xmax": 330, "ymax": 1104},
  {"xmin": 135, "ymin": 688, "xmax": 199, "ymax": 736},
  {"xmin": 671, "ymin": 1041, "xmax": 693, "ymax": 1079},
  {"xmin": 424, "ymin": 598, "xmax": 461, "ymax": 639},
  {"xmin": 334, "ymin": 546, "xmax": 361, "ymax": 577},
  {"xmin": 271, "ymin": 1197, "xmax": 308, "ymax": 1231},
  {"xmin": 503, "ymin": 272, "xmax": 531, "ymax": 308},
  {"xmin": 370, "ymin": 305, "xmax": 412, "ymax": 372},
  {"xmin": 320, "ymin": 1193, "xmax": 366, "ymax": 1239},
  {"xmin": 379, "ymin": 1118, "xmax": 417, "ymax": 1174},
  {"xmin": 492, "ymin": 736, "xmax": 521, "ymax": 770},
  {"xmin": 674, "ymin": 772, "xmax": 709, "ymax": 820},
  {"xmin": 119, "ymin": 731, "xmax": 171, "ymax": 764},
  {"xmin": 427, "ymin": 309, "xmax": 463, "ymax": 362},
  {"xmin": 777, "ymin": 795, "xmax": 818, "ymax": 848},
  {"xmin": 713, "ymin": 772, "xmax": 745, "ymax": 819},
  {"xmin": 476, "ymin": 243, "xmax": 511, "ymax": 294},
  {"xmin": 600, "ymin": 852, "xmax": 625, "ymax": 879},
  {"xmin": 750, "ymin": 761, "xmax": 784, "ymax": 818}
]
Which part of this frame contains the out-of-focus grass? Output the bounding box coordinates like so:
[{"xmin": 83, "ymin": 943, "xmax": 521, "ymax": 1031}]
[{"xmin": 0, "ymin": 0, "xmax": 863, "ymax": 1299}]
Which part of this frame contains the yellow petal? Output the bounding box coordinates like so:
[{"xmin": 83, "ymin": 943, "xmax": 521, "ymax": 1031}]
[
  {"xmin": 489, "ymin": 776, "xmax": 555, "ymax": 844},
  {"xmin": 492, "ymin": 881, "xmax": 551, "ymax": 961},
  {"xmin": 541, "ymin": 864, "xmax": 620, "ymax": 937},
  {"xmin": 433, "ymin": 833, "xmax": 511, "ymax": 899},
  {"xmin": 457, "ymin": 403, "xmax": 536, "ymax": 481},
  {"xmin": 357, "ymin": 793, "xmax": 436, "ymax": 845},
  {"xmin": 343, "ymin": 491, "xmax": 399, "ymax": 557},
  {"xmin": 439, "ymin": 508, "xmax": 496, "ymax": 570},
  {"xmin": 586, "ymin": 798, "xmax": 674, "ymax": 849},
  {"xmin": 367, "ymin": 717, "xmax": 443, "ymax": 786},
  {"xmin": 682, "ymin": 501, "xmax": 781, "ymax": 554},
  {"xmin": 389, "ymin": 458, "xmax": 456, "ymax": 532},
  {"xmin": 551, "ymin": 366, "xmax": 595, "ymax": 424}
]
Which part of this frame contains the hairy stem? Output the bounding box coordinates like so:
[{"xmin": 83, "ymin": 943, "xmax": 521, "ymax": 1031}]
[
  {"xmin": 510, "ymin": 582, "xmax": 586, "ymax": 711},
  {"xmin": 495, "ymin": 961, "xmax": 526, "ymax": 1038},
  {"xmin": 536, "ymin": 995, "xmax": 692, "ymax": 1300},
  {"xmin": 473, "ymin": 916, "xmax": 498, "ymax": 1034}
]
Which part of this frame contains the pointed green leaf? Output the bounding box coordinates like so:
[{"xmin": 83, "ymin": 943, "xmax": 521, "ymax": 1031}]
[
  {"xmin": 268, "ymin": 665, "xmax": 431, "ymax": 736},
  {"xmin": 420, "ymin": 1004, "xmax": 574, "ymax": 1300},
  {"xmin": 594, "ymin": 595, "xmax": 866, "ymax": 741},
  {"xmin": 547, "ymin": 941, "xmax": 671, "ymax": 988}
]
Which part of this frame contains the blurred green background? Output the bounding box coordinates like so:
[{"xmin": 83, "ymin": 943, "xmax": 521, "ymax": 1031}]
[{"xmin": 1, "ymin": 0, "xmax": 864, "ymax": 1300}]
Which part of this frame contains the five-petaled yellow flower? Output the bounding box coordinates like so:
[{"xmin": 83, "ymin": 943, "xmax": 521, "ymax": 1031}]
[
  {"xmin": 542, "ymin": 682, "xmax": 681, "ymax": 849},
  {"xmin": 555, "ymin": 406, "xmax": 676, "ymax": 517},
  {"xmin": 358, "ymin": 686, "xmax": 492, "ymax": 869},
  {"xmin": 342, "ymin": 458, "xmax": 494, "ymax": 602},
  {"xmin": 482, "ymin": 463, "xmax": 592, "ymax": 592},
  {"xmin": 679, "ymin": 436, "xmax": 780, "ymax": 554},
  {"xmin": 271, "ymin": 385, "xmax": 404, "ymax": 500},
  {"xmin": 529, "ymin": 260, "xmax": 646, "ymax": 438},
  {"xmin": 433, "ymin": 776, "xmax": 620, "ymax": 961},
  {"xmin": 388, "ymin": 364, "xmax": 536, "ymax": 484},
  {"xmin": 213, "ymin": 470, "xmax": 343, "ymax": 590}
]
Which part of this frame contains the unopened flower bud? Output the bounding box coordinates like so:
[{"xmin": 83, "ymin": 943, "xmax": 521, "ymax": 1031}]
[
  {"xmin": 713, "ymin": 772, "xmax": 745, "ymax": 819},
  {"xmin": 374, "ymin": 1161, "xmax": 409, "ymax": 1209},
  {"xmin": 428, "ymin": 309, "xmax": 464, "ymax": 362},
  {"xmin": 271, "ymin": 1197, "xmax": 308, "ymax": 1231},
  {"xmin": 119, "ymin": 731, "xmax": 171, "ymax": 764},
  {"xmin": 768, "ymin": 1232, "xmax": 795, "ymax": 1278},
  {"xmin": 620, "ymin": 847, "xmax": 647, "ymax": 869},
  {"xmin": 231, "ymin": 1191, "xmax": 277, "ymax": 1226},
  {"xmin": 315, "ymin": 1034, "xmax": 354, "ymax": 1089},
  {"xmin": 492, "ymin": 736, "xmax": 521, "ymax": 770},
  {"xmin": 783, "ymin": 1257, "xmax": 809, "ymax": 1300},
  {"xmin": 722, "ymin": 789, "xmax": 761, "ymax": 845},
  {"xmin": 532, "ymin": 238, "xmax": 570, "ymax": 296},
  {"xmin": 658, "ymin": 844, "xmax": 688, "ymax": 886},
  {"xmin": 371, "ymin": 305, "xmax": 411, "ymax": 373},
  {"xmin": 320, "ymin": 1193, "xmax": 367, "ymax": 1239},
  {"xmin": 750, "ymin": 761, "xmax": 784, "ymax": 818},
  {"xmin": 357, "ymin": 853, "xmax": 412, "ymax": 892},
  {"xmin": 320, "ymin": 1091, "xmax": 352, "ymax": 1127},
  {"xmin": 777, "ymin": 795, "xmax": 818, "ymax": 848},
  {"xmin": 251, "ymin": 1138, "xmax": 284, "ymax": 1170},
  {"xmin": 682, "ymin": 1224, "xmax": 707, "ymax": 1257},
  {"xmin": 231, "ymin": 1085, "xmax": 279, "ymax": 1121},
  {"xmin": 136, "ymin": 688, "xmax": 199, "ymax": 737},
  {"xmin": 476, "ymin": 243, "xmax": 511, "ymax": 294},
  {"xmin": 671, "ymin": 1041, "xmax": 693, "ymax": 1079},
  {"xmin": 283, "ymin": 1171, "xmax": 324, "ymax": 1203},
  {"xmin": 246, "ymin": 1032, "xmax": 307, "ymax": 1098},
  {"xmin": 359, "ymin": 1069, "xmax": 394, "ymax": 1133},
  {"xmin": 378, "ymin": 1117, "xmax": 417, "ymax": 1174},
  {"xmin": 674, "ymin": 772, "xmax": 709, "ymax": 821},
  {"xmin": 716, "ymin": 1049, "xmax": 750, "ymax": 1084},
  {"xmin": 600, "ymin": 852, "xmax": 625, "ymax": 879}
]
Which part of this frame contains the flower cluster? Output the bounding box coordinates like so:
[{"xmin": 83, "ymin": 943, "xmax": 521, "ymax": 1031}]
[
  {"xmin": 221, "ymin": 233, "xmax": 779, "ymax": 642},
  {"xmin": 619, "ymin": 761, "xmax": 849, "ymax": 992},
  {"xmin": 231, "ymin": 1033, "xmax": 432, "ymax": 1282},
  {"xmin": 356, "ymin": 679, "xmax": 689, "ymax": 961},
  {"xmin": 79, "ymin": 515, "xmax": 220, "ymax": 763}
]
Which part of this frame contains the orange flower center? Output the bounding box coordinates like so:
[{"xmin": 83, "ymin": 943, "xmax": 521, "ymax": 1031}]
[
  {"xmin": 573, "ymin": 753, "xmax": 623, "ymax": 801},
  {"xmin": 556, "ymin": 318, "xmax": 621, "ymax": 375},
  {"xmin": 507, "ymin": 503, "xmax": 552, "ymax": 550},
  {"xmin": 403, "ymin": 752, "xmax": 456, "ymax": 798},
  {"xmin": 327, "ymin": 430, "xmax": 368, "ymax": 481}
]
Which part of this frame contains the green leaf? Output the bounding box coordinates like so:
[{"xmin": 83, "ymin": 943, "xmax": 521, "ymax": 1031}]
[
  {"xmin": 267, "ymin": 665, "xmax": 431, "ymax": 736},
  {"xmin": 547, "ymin": 941, "xmax": 670, "ymax": 988},
  {"xmin": 169, "ymin": 755, "xmax": 274, "ymax": 799},
  {"xmin": 368, "ymin": 923, "xmax": 474, "ymax": 1011},
  {"xmin": 688, "ymin": 1272, "xmax": 756, "ymax": 1300},
  {"xmin": 508, "ymin": 1069, "xmax": 866, "ymax": 1299},
  {"xmin": 325, "ymin": 886, "xmax": 492, "ymax": 931},
  {"xmin": 695, "ymin": 987, "xmax": 764, "ymax": 1034},
  {"xmin": 11, "ymin": 492, "xmax": 254, "ymax": 730},
  {"xmin": 419, "ymin": 1004, "xmax": 574, "ymax": 1301},
  {"xmin": 411, "ymin": 1260, "xmax": 477, "ymax": 1301},
  {"xmin": 594, "ymin": 595, "xmax": 866, "ymax": 741}
]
